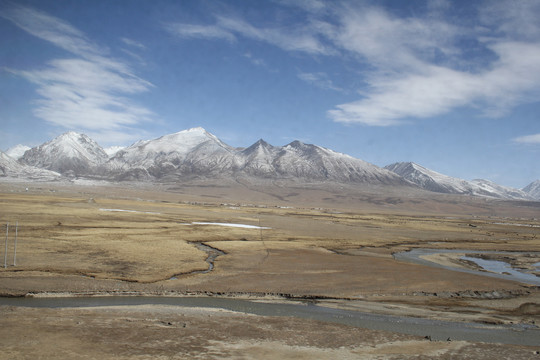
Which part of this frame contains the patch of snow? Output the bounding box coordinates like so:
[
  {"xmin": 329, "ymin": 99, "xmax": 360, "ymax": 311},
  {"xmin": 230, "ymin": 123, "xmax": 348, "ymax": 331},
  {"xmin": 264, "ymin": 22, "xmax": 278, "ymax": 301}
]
[
  {"xmin": 99, "ymin": 208, "xmax": 161, "ymax": 215},
  {"xmin": 191, "ymin": 222, "xmax": 271, "ymax": 229},
  {"xmin": 492, "ymin": 222, "xmax": 540, "ymax": 228}
]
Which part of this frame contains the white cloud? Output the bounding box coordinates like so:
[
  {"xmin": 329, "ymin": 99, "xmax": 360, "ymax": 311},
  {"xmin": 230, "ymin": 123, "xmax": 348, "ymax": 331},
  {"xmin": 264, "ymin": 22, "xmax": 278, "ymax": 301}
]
[
  {"xmin": 275, "ymin": 0, "xmax": 326, "ymax": 13},
  {"xmin": 1, "ymin": 5, "xmax": 154, "ymax": 139},
  {"xmin": 1, "ymin": 6, "xmax": 102, "ymax": 58},
  {"xmin": 120, "ymin": 37, "xmax": 146, "ymax": 50},
  {"xmin": 164, "ymin": 23, "xmax": 236, "ymax": 42},
  {"xmin": 297, "ymin": 72, "xmax": 343, "ymax": 92},
  {"xmin": 480, "ymin": 0, "xmax": 540, "ymax": 40},
  {"xmin": 325, "ymin": 3, "xmax": 540, "ymax": 126},
  {"xmin": 330, "ymin": 6, "xmax": 461, "ymax": 71},
  {"xmin": 166, "ymin": 15, "xmax": 331, "ymax": 55},
  {"xmin": 167, "ymin": 2, "xmax": 540, "ymax": 128},
  {"xmin": 513, "ymin": 133, "xmax": 540, "ymax": 144}
]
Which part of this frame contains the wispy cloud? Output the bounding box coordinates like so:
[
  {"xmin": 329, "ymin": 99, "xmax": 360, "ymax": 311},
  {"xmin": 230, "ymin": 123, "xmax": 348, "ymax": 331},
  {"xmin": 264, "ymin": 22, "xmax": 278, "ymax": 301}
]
[
  {"xmin": 120, "ymin": 37, "xmax": 146, "ymax": 50},
  {"xmin": 165, "ymin": 14, "xmax": 332, "ymax": 55},
  {"xmin": 297, "ymin": 72, "xmax": 343, "ymax": 92},
  {"xmin": 274, "ymin": 0, "xmax": 327, "ymax": 13},
  {"xmin": 513, "ymin": 133, "xmax": 540, "ymax": 144},
  {"xmin": 165, "ymin": 1, "xmax": 540, "ymax": 133},
  {"xmin": 1, "ymin": 5, "xmax": 154, "ymax": 144},
  {"xmin": 325, "ymin": 1, "xmax": 540, "ymax": 127},
  {"xmin": 215, "ymin": 16, "xmax": 331, "ymax": 55},
  {"xmin": 164, "ymin": 22, "xmax": 236, "ymax": 42}
]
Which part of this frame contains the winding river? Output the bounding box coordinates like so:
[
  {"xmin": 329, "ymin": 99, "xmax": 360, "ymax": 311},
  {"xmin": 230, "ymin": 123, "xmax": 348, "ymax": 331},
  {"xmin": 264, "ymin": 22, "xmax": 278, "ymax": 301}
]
[
  {"xmin": 1, "ymin": 247, "xmax": 539, "ymax": 346},
  {"xmin": 0, "ymin": 296, "xmax": 538, "ymax": 346},
  {"xmin": 393, "ymin": 249, "xmax": 540, "ymax": 286}
]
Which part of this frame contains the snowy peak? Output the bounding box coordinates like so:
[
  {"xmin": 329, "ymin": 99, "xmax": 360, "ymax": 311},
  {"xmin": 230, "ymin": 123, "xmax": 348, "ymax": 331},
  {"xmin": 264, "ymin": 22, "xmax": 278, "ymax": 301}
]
[
  {"xmin": 240, "ymin": 139, "xmax": 281, "ymax": 177},
  {"xmin": 106, "ymin": 129, "xmax": 405, "ymax": 185},
  {"xmin": 7, "ymin": 128, "xmax": 537, "ymax": 200},
  {"xmin": 272, "ymin": 141, "xmax": 405, "ymax": 184},
  {"xmin": 385, "ymin": 162, "xmax": 530, "ymax": 200},
  {"xmin": 386, "ymin": 162, "xmax": 476, "ymax": 194},
  {"xmin": 242, "ymin": 139, "xmax": 278, "ymax": 156},
  {"xmin": 118, "ymin": 127, "xmax": 231, "ymax": 157},
  {"xmin": 470, "ymin": 179, "xmax": 529, "ymax": 200},
  {"xmin": 20, "ymin": 132, "xmax": 108, "ymax": 176},
  {"xmin": 5, "ymin": 144, "xmax": 31, "ymax": 160},
  {"xmin": 0, "ymin": 150, "xmax": 61, "ymax": 180},
  {"xmin": 523, "ymin": 180, "xmax": 540, "ymax": 200},
  {"xmin": 107, "ymin": 127, "xmax": 237, "ymax": 179},
  {"xmin": 0, "ymin": 151, "xmax": 23, "ymax": 174}
]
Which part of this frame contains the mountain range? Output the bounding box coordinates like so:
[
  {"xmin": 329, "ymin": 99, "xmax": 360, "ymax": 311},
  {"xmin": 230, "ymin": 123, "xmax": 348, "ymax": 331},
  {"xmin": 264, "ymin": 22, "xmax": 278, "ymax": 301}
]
[{"xmin": 2, "ymin": 127, "xmax": 539, "ymax": 201}]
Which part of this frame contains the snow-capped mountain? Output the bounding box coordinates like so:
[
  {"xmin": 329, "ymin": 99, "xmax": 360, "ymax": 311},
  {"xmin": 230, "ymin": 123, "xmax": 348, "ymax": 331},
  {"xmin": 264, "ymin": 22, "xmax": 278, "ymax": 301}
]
[
  {"xmin": 239, "ymin": 139, "xmax": 282, "ymax": 177},
  {"xmin": 470, "ymin": 179, "xmax": 529, "ymax": 200},
  {"xmin": 5, "ymin": 144, "xmax": 31, "ymax": 160},
  {"xmin": 523, "ymin": 180, "xmax": 540, "ymax": 200},
  {"xmin": 268, "ymin": 140, "xmax": 405, "ymax": 184},
  {"xmin": 0, "ymin": 151, "xmax": 61, "ymax": 180},
  {"xmin": 106, "ymin": 127, "xmax": 238, "ymax": 180},
  {"xmin": 6, "ymin": 128, "xmax": 538, "ymax": 201},
  {"xmin": 105, "ymin": 127, "xmax": 406, "ymax": 185},
  {"xmin": 385, "ymin": 162, "xmax": 530, "ymax": 200},
  {"xmin": 20, "ymin": 132, "xmax": 108, "ymax": 176},
  {"xmin": 385, "ymin": 162, "xmax": 474, "ymax": 194}
]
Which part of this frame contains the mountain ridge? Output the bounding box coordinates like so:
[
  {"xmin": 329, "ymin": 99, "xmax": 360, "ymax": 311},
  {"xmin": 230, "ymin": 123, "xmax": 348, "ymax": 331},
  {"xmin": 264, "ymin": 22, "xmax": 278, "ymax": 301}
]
[
  {"xmin": 20, "ymin": 132, "xmax": 108, "ymax": 176},
  {"xmin": 385, "ymin": 162, "xmax": 531, "ymax": 200},
  {"xmin": 3, "ymin": 128, "xmax": 538, "ymax": 201}
]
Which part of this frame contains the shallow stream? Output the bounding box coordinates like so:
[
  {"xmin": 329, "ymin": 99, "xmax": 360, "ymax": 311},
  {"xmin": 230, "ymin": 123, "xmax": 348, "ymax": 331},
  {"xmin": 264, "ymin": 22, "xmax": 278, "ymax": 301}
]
[
  {"xmin": 394, "ymin": 249, "xmax": 540, "ymax": 286},
  {"xmin": 0, "ymin": 296, "xmax": 538, "ymax": 346}
]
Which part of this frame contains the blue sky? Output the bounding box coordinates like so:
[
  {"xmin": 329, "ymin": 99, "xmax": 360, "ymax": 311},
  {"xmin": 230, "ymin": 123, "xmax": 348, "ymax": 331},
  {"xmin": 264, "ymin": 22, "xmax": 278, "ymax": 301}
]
[{"xmin": 1, "ymin": 0, "xmax": 539, "ymax": 188}]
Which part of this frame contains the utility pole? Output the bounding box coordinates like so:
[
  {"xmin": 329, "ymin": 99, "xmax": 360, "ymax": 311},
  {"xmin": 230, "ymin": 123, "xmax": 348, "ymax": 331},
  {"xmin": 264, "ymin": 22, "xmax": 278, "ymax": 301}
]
[
  {"xmin": 259, "ymin": 217, "xmax": 263, "ymax": 242},
  {"xmin": 4, "ymin": 222, "xmax": 8, "ymax": 269},
  {"xmin": 13, "ymin": 222, "xmax": 18, "ymax": 266}
]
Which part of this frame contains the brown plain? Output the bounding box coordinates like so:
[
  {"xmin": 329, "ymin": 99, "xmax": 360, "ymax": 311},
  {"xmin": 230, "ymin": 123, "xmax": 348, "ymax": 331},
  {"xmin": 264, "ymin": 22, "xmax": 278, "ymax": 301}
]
[{"xmin": 1, "ymin": 181, "xmax": 539, "ymax": 359}]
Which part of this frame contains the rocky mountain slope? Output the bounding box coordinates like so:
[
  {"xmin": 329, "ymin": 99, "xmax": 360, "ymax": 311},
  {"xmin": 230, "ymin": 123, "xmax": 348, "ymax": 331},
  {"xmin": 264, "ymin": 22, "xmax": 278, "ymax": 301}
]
[
  {"xmin": 20, "ymin": 132, "xmax": 108, "ymax": 176},
  {"xmin": 106, "ymin": 127, "xmax": 406, "ymax": 185},
  {"xmin": 470, "ymin": 179, "xmax": 530, "ymax": 200},
  {"xmin": 523, "ymin": 180, "xmax": 540, "ymax": 200},
  {"xmin": 6, "ymin": 128, "xmax": 537, "ymax": 202},
  {"xmin": 0, "ymin": 151, "xmax": 61, "ymax": 180},
  {"xmin": 385, "ymin": 162, "xmax": 530, "ymax": 200}
]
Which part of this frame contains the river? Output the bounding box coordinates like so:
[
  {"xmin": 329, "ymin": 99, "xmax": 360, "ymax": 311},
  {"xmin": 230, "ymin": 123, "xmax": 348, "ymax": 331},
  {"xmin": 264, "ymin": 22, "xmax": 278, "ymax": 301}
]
[
  {"xmin": 0, "ymin": 296, "xmax": 538, "ymax": 346},
  {"xmin": 393, "ymin": 248, "xmax": 540, "ymax": 286}
]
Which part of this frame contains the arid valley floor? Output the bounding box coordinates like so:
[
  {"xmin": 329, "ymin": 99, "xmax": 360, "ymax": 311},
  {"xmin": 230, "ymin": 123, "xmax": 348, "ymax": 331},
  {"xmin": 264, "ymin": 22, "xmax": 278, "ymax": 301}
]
[{"xmin": 0, "ymin": 180, "xmax": 539, "ymax": 359}]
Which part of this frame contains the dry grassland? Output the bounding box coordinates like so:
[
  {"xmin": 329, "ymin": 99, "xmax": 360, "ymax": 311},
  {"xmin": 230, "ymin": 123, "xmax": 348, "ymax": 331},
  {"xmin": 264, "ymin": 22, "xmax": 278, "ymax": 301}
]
[
  {"xmin": 1, "ymin": 305, "xmax": 538, "ymax": 360},
  {"xmin": 1, "ymin": 181, "xmax": 539, "ymax": 358},
  {"xmin": 0, "ymin": 182, "xmax": 539, "ymax": 294}
]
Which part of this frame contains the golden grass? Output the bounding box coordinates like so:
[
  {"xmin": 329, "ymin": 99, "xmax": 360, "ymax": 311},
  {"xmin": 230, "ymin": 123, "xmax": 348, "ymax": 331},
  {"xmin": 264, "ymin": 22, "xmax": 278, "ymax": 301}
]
[{"xmin": 0, "ymin": 184, "xmax": 539, "ymax": 287}]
